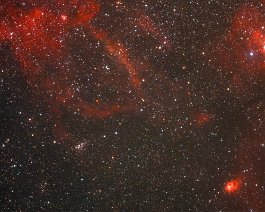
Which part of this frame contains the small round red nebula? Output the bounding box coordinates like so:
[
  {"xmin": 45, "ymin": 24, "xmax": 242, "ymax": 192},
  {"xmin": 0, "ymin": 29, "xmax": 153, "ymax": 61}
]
[
  {"xmin": 225, "ymin": 179, "xmax": 240, "ymax": 193},
  {"xmin": 61, "ymin": 15, "xmax": 67, "ymax": 21}
]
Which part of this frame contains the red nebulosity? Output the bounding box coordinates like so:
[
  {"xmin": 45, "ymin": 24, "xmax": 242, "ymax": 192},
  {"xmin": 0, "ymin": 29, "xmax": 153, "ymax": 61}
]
[
  {"xmin": 225, "ymin": 179, "xmax": 240, "ymax": 194},
  {"xmin": 209, "ymin": 5, "xmax": 265, "ymax": 74},
  {"xmin": 0, "ymin": 0, "xmax": 146, "ymax": 139},
  {"xmin": 88, "ymin": 25, "xmax": 141, "ymax": 88},
  {"xmin": 135, "ymin": 11, "xmax": 170, "ymax": 49},
  {"xmin": 236, "ymin": 118, "xmax": 265, "ymax": 209},
  {"xmin": 61, "ymin": 15, "xmax": 68, "ymax": 21},
  {"xmin": 193, "ymin": 112, "xmax": 212, "ymax": 127},
  {"xmin": 0, "ymin": 0, "xmax": 176, "ymax": 140}
]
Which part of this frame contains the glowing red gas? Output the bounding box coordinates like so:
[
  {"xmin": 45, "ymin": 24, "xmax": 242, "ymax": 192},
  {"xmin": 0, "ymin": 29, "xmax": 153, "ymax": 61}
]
[{"xmin": 225, "ymin": 179, "xmax": 240, "ymax": 193}]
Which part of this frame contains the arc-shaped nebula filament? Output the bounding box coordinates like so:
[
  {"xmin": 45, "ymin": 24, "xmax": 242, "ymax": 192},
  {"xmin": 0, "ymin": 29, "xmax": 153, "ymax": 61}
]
[{"xmin": 0, "ymin": 0, "xmax": 158, "ymax": 139}]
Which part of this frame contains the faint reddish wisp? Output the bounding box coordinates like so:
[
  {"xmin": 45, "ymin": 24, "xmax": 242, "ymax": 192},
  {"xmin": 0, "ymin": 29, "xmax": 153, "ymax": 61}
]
[{"xmin": 193, "ymin": 112, "xmax": 213, "ymax": 127}]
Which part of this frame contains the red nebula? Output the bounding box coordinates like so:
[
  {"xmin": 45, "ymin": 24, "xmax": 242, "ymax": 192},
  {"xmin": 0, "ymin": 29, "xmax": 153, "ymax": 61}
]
[
  {"xmin": 193, "ymin": 112, "xmax": 212, "ymax": 127},
  {"xmin": 225, "ymin": 179, "xmax": 240, "ymax": 193},
  {"xmin": 208, "ymin": 5, "xmax": 265, "ymax": 74},
  {"xmin": 135, "ymin": 11, "xmax": 170, "ymax": 49},
  {"xmin": 61, "ymin": 15, "xmax": 68, "ymax": 21},
  {"xmin": 0, "ymin": 0, "xmax": 141, "ymax": 140},
  {"xmin": 0, "ymin": 0, "xmax": 174, "ymax": 140}
]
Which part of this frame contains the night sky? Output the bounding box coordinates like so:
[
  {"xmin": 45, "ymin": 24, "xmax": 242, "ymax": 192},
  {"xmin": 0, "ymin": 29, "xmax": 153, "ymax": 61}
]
[{"xmin": 1, "ymin": 0, "xmax": 265, "ymax": 211}]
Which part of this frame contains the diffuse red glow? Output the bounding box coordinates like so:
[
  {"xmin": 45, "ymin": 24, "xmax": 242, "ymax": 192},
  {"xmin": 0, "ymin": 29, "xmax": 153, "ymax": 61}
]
[
  {"xmin": 61, "ymin": 15, "xmax": 68, "ymax": 21},
  {"xmin": 209, "ymin": 5, "xmax": 265, "ymax": 74},
  {"xmin": 0, "ymin": 0, "xmax": 150, "ymax": 140},
  {"xmin": 88, "ymin": 25, "xmax": 141, "ymax": 88},
  {"xmin": 135, "ymin": 11, "xmax": 170, "ymax": 49},
  {"xmin": 0, "ymin": 0, "xmax": 181, "ymax": 142},
  {"xmin": 225, "ymin": 179, "xmax": 240, "ymax": 194},
  {"xmin": 193, "ymin": 112, "xmax": 211, "ymax": 126}
]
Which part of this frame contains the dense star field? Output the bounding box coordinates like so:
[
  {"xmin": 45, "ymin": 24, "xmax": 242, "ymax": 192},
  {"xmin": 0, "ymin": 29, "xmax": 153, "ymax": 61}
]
[{"xmin": 1, "ymin": 0, "xmax": 265, "ymax": 211}]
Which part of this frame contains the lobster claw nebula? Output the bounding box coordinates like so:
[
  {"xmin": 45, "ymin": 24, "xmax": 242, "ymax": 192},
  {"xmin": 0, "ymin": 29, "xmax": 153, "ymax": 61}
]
[{"xmin": 1, "ymin": 0, "xmax": 265, "ymax": 211}]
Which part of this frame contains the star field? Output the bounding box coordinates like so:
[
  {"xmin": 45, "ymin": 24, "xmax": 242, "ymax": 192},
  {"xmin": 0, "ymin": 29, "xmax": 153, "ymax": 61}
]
[{"xmin": 1, "ymin": 0, "xmax": 265, "ymax": 211}]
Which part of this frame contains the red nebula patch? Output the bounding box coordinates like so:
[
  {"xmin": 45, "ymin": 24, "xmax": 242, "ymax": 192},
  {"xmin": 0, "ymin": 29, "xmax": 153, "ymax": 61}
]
[
  {"xmin": 61, "ymin": 15, "xmax": 68, "ymax": 21},
  {"xmin": 225, "ymin": 179, "xmax": 240, "ymax": 193},
  {"xmin": 193, "ymin": 112, "xmax": 212, "ymax": 127},
  {"xmin": 0, "ymin": 0, "xmax": 174, "ymax": 140},
  {"xmin": 207, "ymin": 5, "xmax": 265, "ymax": 74}
]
